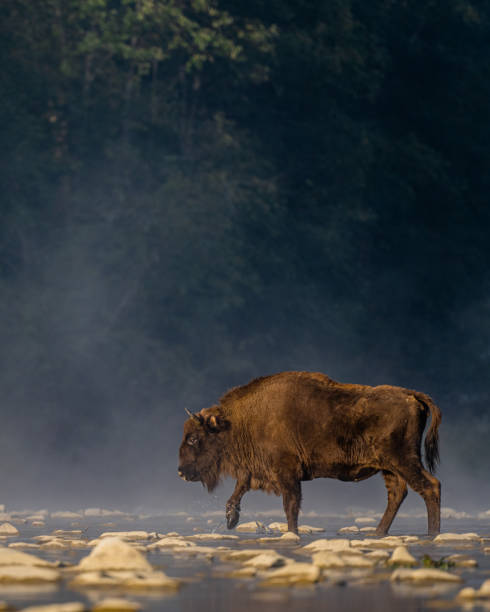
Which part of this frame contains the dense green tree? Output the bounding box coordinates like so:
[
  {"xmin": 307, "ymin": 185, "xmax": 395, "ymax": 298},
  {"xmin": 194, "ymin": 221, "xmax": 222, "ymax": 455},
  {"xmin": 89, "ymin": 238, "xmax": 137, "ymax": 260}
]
[{"xmin": 1, "ymin": 0, "xmax": 489, "ymax": 503}]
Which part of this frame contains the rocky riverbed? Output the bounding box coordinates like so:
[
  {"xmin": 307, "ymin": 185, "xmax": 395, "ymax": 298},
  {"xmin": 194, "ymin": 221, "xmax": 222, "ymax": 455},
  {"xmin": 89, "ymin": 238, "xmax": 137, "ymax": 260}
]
[{"xmin": 0, "ymin": 508, "xmax": 489, "ymax": 612}]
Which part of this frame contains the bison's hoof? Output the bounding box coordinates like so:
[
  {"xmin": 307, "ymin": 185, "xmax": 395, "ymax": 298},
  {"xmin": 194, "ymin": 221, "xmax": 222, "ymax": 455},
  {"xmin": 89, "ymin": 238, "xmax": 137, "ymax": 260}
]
[{"xmin": 226, "ymin": 505, "xmax": 240, "ymax": 529}]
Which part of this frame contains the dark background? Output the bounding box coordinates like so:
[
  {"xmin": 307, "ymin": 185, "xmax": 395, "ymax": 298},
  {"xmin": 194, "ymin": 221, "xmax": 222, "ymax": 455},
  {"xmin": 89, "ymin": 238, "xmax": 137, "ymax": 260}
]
[{"xmin": 1, "ymin": 0, "xmax": 489, "ymax": 513}]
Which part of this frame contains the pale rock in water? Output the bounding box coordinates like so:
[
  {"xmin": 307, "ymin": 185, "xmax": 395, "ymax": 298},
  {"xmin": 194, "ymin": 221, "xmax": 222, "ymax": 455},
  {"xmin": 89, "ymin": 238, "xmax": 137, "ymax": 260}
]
[
  {"xmin": 99, "ymin": 532, "xmax": 152, "ymax": 541},
  {"xmin": 457, "ymin": 579, "xmax": 490, "ymax": 599},
  {"xmin": 446, "ymin": 554, "xmax": 478, "ymax": 568},
  {"xmin": 440, "ymin": 507, "xmax": 470, "ymax": 519},
  {"xmin": 0, "ymin": 566, "xmax": 61, "ymax": 583},
  {"xmin": 339, "ymin": 551, "xmax": 376, "ymax": 568},
  {"xmin": 8, "ymin": 543, "xmax": 41, "ymax": 550},
  {"xmin": 360, "ymin": 527, "xmax": 377, "ymax": 533},
  {"xmin": 227, "ymin": 566, "xmax": 257, "ymax": 579},
  {"xmin": 18, "ymin": 604, "xmax": 85, "ymax": 612},
  {"xmin": 147, "ymin": 537, "xmax": 195, "ymax": 550},
  {"xmin": 268, "ymin": 523, "xmax": 324, "ymax": 534},
  {"xmin": 338, "ymin": 526, "xmax": 359, "ymax": 534},
  {"xmin": 351, "ymin": 537, "xmax": 405, "ymax": 549},
  {"xmin": 0, "ymin": 523, "xmax": 19, "ymax": 536},
  {"xmin": 76, "ymin": 538, "xmax": 153, "ymax": 572},
  {"xmin": 433, "ymin": 533, "xmax": 481, "ymax": 544},
  {"xmin": 244, "ymin": 553, "xmax": 289, "ymax": 569},
  {"xmin": 236, "ymin": 521, "xmax": 266, "ymax": 533},
  {"xmin": 302, "ymin": 538, "xmax": 351, "ymax": 553},
  {"xmin": 70, "ymin": 570, "xmax": 180, "ymax": 590},
  {"xmin": 390, "ymin": 568, "xmax": 463, "ymax": 583},
  {"xmin": 365, "ymin": 550, "xmax": 390, "ymax": 561},
  {"xmin": 261, "ymin": 562, "xmax": 321, "ymax": 586},
  {"xmin": 312, "ymin": 552, "xmax": 346, "ymax": 569},
  {"xmin": 0, "ymin": 547, "xmax": 55, "ymax": 567},
  {"xmin": 387, "ymin": 546, "xmax": 417, "ymax": 566},
  {"xmin": 354, "ymin": 517, "xmax": 377, "ymax": 524},
  {"xmin": 92, "ymin": 598, "xmax": 141, "ymax": 611},
  {"xmin": 50, "ymin": 512, "xmax": 83, "ymax": 519},
  {"xmin": 188, "ymin": 533, "xmax": 239, "ymax": 541},
  {"xmin": 223, "ymin": 549, "xmax": 280, "ymax": 562},
  {"xmin": 257, "ymin": 532, "xmax": 300, "ymax": 544}
]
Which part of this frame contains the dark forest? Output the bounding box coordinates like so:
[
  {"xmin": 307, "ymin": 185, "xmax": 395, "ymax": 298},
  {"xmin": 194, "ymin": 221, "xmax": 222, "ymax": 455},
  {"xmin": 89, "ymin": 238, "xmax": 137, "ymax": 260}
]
[{"xmin": 1, "ymin": 0, "xmax": 489, "ymax": 509}]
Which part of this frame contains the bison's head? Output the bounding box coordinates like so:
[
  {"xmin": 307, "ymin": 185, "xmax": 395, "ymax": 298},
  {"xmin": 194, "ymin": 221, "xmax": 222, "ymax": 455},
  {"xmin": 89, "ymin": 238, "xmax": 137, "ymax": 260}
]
[{"xmin": 178, "ymin": 407, "xmax": 229, "ymax": 492}]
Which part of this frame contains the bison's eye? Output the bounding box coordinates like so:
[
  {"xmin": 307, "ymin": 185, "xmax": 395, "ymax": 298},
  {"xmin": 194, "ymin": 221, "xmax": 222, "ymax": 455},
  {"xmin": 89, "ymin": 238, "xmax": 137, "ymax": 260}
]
[{"xmin": 187, "ymin": 435, "xmax": 199, "ymax": 447}]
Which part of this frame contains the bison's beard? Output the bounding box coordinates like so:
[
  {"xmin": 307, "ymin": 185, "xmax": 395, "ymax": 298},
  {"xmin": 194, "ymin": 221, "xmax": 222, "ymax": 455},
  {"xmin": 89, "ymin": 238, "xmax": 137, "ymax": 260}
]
[{"xmin": 200, "ymin": 459, "xmax": 222, "ymax": 493}]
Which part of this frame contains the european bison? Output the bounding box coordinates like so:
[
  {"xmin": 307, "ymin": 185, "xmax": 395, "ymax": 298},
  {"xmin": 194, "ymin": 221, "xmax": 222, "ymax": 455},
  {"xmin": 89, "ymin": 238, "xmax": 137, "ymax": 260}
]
[{"xmin": 178, "ymin": 371, "xmax": 441, "ymax": 535}]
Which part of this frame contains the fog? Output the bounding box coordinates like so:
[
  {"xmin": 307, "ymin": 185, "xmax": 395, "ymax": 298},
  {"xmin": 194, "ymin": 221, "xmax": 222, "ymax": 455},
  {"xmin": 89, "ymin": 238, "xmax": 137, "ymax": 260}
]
[
  {"xmin": 1, "ymin": 1, "xmax": 490, "ymax": 520},
  {"xmin": 1, "ymin": 187, "xmax": 489, "ymax": 517}
]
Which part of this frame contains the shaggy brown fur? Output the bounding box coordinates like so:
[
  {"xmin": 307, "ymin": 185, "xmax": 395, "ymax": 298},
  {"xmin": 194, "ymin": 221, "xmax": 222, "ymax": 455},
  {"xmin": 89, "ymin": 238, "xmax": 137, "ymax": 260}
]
[{"xmin": 178, "ymin": 371, "xmax": 441, "ymax": 535}]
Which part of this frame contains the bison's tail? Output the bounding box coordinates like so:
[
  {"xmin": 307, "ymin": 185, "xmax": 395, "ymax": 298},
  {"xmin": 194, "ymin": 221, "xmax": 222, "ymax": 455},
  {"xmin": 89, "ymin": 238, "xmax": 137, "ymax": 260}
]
[{"xmin": 414, "ymin": 392, "xmax": 442, "ymax": 474}]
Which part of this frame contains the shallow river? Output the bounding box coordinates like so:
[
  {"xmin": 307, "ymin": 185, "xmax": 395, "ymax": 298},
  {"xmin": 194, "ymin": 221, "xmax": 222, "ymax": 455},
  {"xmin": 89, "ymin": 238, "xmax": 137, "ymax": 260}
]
[{"xmin": 1, "ymin": 512, "xmax": 489, "ymax": 611}]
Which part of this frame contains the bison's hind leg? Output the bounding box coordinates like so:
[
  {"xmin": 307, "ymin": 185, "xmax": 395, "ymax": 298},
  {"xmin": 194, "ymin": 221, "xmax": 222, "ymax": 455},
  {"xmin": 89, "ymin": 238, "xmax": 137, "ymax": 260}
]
[
  {"xmin": 376, "ymin": 471, "xmax": 407, "ymax": 536},
  {"xmin": 395, "ymin": 463, "xmax": 441, "ymax": 536}
]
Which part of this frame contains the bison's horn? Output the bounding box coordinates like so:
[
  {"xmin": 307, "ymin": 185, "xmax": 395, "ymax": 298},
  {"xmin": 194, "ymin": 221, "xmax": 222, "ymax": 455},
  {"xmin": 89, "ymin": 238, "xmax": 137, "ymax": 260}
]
[{"xmin": 185, "ymin": 408, "xmax": 201, "ymax": 423}]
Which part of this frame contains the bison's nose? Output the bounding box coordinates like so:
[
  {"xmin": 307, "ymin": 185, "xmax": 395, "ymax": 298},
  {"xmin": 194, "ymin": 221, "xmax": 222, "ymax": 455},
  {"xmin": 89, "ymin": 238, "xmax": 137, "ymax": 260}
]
[{"xmin": 178, "ymin": 469, "xmax": 187, "ymax": 481}]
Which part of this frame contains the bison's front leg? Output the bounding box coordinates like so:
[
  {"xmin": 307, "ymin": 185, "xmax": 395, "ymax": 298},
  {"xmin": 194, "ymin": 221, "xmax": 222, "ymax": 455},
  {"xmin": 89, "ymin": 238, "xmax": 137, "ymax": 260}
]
[
  {"xmin": 225, "ymin": 477, "xmax": 250, "ymax": 529},
  {"xmin": 282, "ymin": 480, "xmax": 302, "ymax": 534}
]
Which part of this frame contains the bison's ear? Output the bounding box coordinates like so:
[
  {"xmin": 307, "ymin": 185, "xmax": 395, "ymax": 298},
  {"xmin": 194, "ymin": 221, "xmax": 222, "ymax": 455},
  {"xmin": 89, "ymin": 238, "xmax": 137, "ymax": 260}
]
[{"xmin": 206, "ymin": 414, "xmax": 229, "ymax": 433}]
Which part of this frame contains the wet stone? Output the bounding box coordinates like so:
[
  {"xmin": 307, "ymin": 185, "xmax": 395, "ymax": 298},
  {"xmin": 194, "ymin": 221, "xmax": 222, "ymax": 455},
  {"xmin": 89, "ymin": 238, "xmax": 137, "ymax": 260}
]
[
  {"xmin": 312, "ymin": 552, "xmax": 346, "ymax": 569},
  {"xmin": 302, "ymin": 538, "xmax": 351, "ymax": 553},
  {"xmin": 446, "ymin": 554, "xmax": 478, "ymax": 568},
  {"xmin": 98, "ymin": 532, "xmax": 153, "ymax": 541},
  {"xmin": 390, "ymin": 568, "xmax": 463, "ymax": 583},
  {"xmin": 0, "ymin": 524, "xmax": 19, "ymax": 536},
  {"xmin": 223, "ymin": 549, "xmax": 280, "ymax": 562},
  {"xmin": 188, "ymin": 534, "xmax": 238, "ymax": 541},
  {"xmin": 69, "ymin": 570, "xmax": 181, "ymax": 590},
  {"xmin": 338, "ymin": 526, "xmax": 359, "ymax": 534},
  {"xmin": 236, "ymin": 521, "xmax": 266, "ymax": 533},
  {"xmin": 457, "ymin": 580, "xmax": 490, "ymax": 600},
  {"xmin": 366, "ymin": 550, "xmax": 390, "ymax": 561},
  {"xmin": 227, "ymin": 566, "xmax": 257, "ymax": 578},
  {"xmin": 433, "ymin": 533, "xmax": 481, "ymax": 544},
  {"xmin": 243, "ymin": 553, "xmax": 289, "ymax": 569},
  {"xmin": 340, "ymin": 551, "xmax": 376, "ymax": 568},
  {"xmin": 147, "ymin": 537, "xmax": 195, "ymax": 550},
  {"xmin": 0, "ymin": 566, "xmax": 61, "ymax": 583},
  {"xmin": 75, "ymin": 538, "xmax": 153, "ymax": 572},
  {"xmin": 351, "ymin": 537, "xmax": 405, "ymax": 549},
  {"xmin": 260, "ymin": 562, "xmax": 321, "ymax": 586},
  {"xmin": 92, "ymin": 598, "xmax": 142, "ymax": 611},
  {"xmin": 0, "ymin": 547, "xmax": 55, "ymax": 567},
  {"xmin": 268, "ymin": 523, "xmax": 324, "ymax": 534},
  {"xmin": 257, "ymin": 532, "xmax": 300, "ymax": 544},
  {"xmin": 387, "ymin": 546, "xmax": 417, "ymax": 566},
  {"xmin": 19, "ymin": 604, "xmax": 85, "ymax": 612},
  {"xmin": 50, "ymin": 512, "xmax": 83, "ymax": 520},
  {"xmin": 360, "ymin": 527, "xmax": 377, "ymax": 533}
]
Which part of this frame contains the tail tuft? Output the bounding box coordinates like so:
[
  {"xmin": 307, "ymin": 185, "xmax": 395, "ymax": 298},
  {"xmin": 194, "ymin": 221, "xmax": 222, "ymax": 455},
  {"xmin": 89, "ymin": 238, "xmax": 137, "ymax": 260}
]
[{"xmin": 414, "ymin": 391, "xmax": 442, "ymax": 473}]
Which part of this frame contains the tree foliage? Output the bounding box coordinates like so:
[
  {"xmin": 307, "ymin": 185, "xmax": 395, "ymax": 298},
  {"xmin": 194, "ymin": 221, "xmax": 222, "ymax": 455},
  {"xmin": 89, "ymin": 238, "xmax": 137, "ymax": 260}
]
[{"xmin": 1, "ymin": 0, "xmax": 489, "ymax": 495}]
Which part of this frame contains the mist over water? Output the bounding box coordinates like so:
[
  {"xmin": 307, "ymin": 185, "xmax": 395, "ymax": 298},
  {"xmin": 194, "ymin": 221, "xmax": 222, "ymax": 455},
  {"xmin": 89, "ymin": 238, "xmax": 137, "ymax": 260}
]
[{"xmin": 1, "ymin": 1, "xmax": 490, "ymax": 520}]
